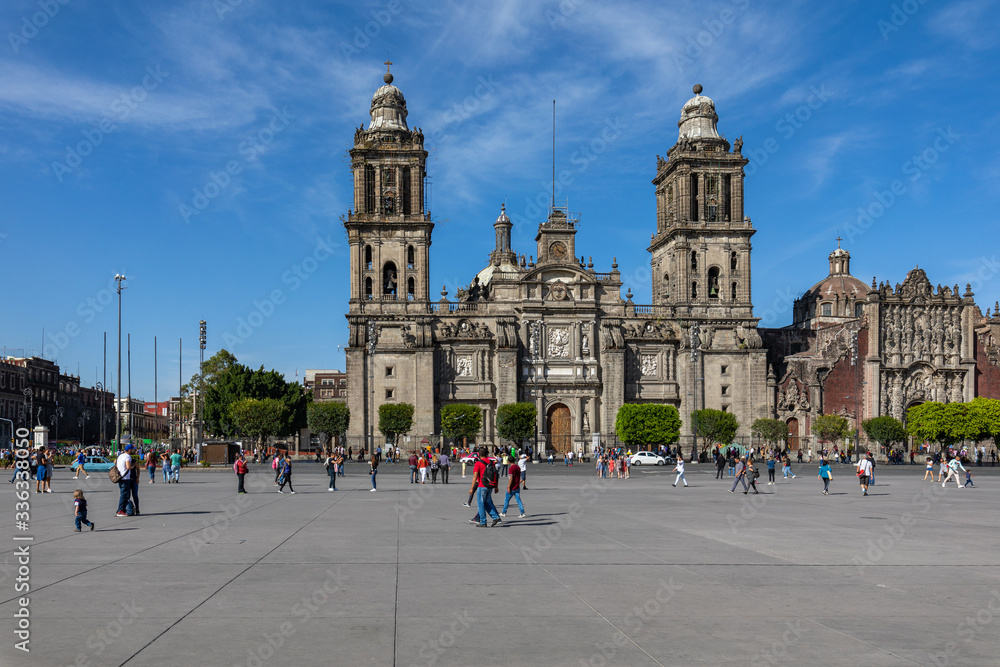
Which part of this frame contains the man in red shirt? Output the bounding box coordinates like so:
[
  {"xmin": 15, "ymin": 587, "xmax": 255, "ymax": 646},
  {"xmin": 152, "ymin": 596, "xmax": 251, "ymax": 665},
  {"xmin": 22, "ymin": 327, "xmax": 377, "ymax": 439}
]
[
  {"xmin": 408, "ymin": 451, "xmax": 418, "ymax": 484},
  {"xmin": 500, "ymin": 461, "xmax": 525, "ymax": 518},
  {"xmin": 474, "ymin": 447, "xmax": 501, "ymax": 527}
]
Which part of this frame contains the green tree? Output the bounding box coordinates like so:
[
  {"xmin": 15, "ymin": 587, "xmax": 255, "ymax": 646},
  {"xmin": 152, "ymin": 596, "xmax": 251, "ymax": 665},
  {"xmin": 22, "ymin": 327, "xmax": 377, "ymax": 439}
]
[
  {"xmin": 751, "ymin": 418, "xmax": 789, "ymax": 446},
  {"xmin": 203, "ymin": 357, "xmax": 308, "ymax": 439},
  {"xmin": 614, "ymin": 404, "xmax": 681, "ymax": 449},
  {"xmin": 229, "ymin": 398, "xmax": 288, "ymax": 450},
  {"xmin": 307, "ymin": 402, "xmax": 350, "ymax": 452},
  {"xmin": 862, "ymin": 415, "xmax": 906, "ymax": 454},
  {"xmin": 908, "ymin": 401, "xmax": 977, "ymax": 450},
  {"xmin": 969, "ymin": 397, "xmax": 1000, "ymax": 445},
  {"xmin": 378, "ymin": 403, "xmax": 414, "ymax": 446},
  {"xmin": 811, "ymin": 414, "xmax": 850, "ymax": 446},
  {"xmin": 440, "ymin": 404, "xmax": 482, "ymax": 444},
  {"xmin": 692, "ymin": 409, "xmax": 739, "ymax": 448},
  {"xmin": 907, "ymin": 402, "xmax": 945, "ymax": 446},
  {"xmin": 496, "ymin": 402, "xmax": 536, "ymax": 449}
]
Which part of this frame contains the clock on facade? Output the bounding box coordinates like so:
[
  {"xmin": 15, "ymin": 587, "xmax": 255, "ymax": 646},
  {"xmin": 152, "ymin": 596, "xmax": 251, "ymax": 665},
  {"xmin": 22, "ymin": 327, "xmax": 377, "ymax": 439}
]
[{"xmin": 550, "ymin": 241, "xmax": 567, "ymax": 258}]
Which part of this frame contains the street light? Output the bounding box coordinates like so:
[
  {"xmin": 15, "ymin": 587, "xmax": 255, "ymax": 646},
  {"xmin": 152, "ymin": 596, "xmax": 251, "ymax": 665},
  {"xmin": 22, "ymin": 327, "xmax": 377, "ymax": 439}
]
[
  {"xmin": 199, "ymin": 320, "xmax": 207, "ymax": 444},
  {"xmin": 77, "ymin": 410, "xmax": 92, "ymax": 449},
  {"xmin": 96, "ymin": 382, "xmax": 106, "ymax": 445},
  {"xmin": 23, "ymin": 388, "xmax": 35, "ymax": 426},
  {"xmin": 367, "ymin": 321, "xmax": 379, "ymax": 456},
  {"xmin": 690, "ymin": 322, "xmax": 701, "ymax": 463},
  {"xmin": 49, "ymin": 407, "xmax": 64, "ymax": 444},
  {"xmin": 114, "ymin": 274, "xmax": 127, "ymax": 451},
  {"xmin": 529, "ymin": 321, "xmax": 541, "ymax": 460}
]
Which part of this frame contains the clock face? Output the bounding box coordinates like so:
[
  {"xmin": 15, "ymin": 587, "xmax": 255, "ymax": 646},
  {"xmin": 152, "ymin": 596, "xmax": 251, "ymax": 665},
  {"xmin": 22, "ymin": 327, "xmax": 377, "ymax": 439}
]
[{"xmin": 550, "ymin": 241, "xmax": 567, "ymax": 258}]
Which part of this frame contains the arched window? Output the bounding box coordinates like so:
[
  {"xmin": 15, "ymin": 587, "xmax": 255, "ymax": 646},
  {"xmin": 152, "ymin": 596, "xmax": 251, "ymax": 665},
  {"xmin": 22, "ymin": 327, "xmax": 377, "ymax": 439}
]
[
  {"xmin": 855, "ymin": 302, "xmax": 863, "ymax": 317},
  {"xmin": 407, "ymin": 245, "xmax": 415, "ymax": 269},
  {"xmin": 663, "ymin": 273, "xmax": 670, "ymax": 298},
  {"xmin": 401, "ymin": 166, "xmax": 412, "ymax": 214},
  {"xmin": 364, "ymin": 245, "xmax": 373, "ymax": 270},
  {"xmin": 691, "ymin": 281, "xmax": 698, "ymax": 299},
  {"xmin": 364, "ymin": 165, "xmax": 376, "ymax": 213},
  {"xmin": 822, "ymin": 303, "xmax": 832, "ymax": 317},
  {"xmin": 383, "ymin": 261, "xmax": 398, "ymax": 296},
  {"xmin": 364, "ymin": 277, "xmax": 373, "ymax": 299},
  {"xmin": 691, "ymin": 251, "xmax": 698, "ymax": 271},
  {"xmin": 708, "ymin": 267, "xmax": 720, "ymax": 299},
  {"xmin": 407, "ymin": 277, "xmax": 415, "ymax": 300},
  {"xmin": 731, "ymin": 251, "xmax": 738, "ymax": 272}
]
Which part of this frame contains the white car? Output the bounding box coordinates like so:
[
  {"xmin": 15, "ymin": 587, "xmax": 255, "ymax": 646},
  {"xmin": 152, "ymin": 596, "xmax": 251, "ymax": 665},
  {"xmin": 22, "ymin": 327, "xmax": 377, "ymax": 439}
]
[
  {"xmin": 459, "ymin": 455, "xmax": 499, "ymax": 465},
  {"xmin": 629, "ymin": 451, "xmax": 666, "ymax": 466}
]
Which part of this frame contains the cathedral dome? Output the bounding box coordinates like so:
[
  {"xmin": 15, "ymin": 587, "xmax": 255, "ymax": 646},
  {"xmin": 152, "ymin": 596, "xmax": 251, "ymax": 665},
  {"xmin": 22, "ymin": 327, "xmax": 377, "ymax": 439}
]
[
  {"xmin": 792, "ymin": 243, "xmax": 869, "ymax": 328},
  {"xmin": 369, "ymin": 70, "xmax": 409, "ymax": 131},
  {"xmin": 678, "ymin": 84, "xmax": 720, "ymax": 141}
]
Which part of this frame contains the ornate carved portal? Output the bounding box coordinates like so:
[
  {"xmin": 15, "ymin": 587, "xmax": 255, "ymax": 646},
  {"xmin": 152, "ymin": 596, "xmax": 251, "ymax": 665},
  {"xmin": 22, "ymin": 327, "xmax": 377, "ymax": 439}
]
[{"xmin": 547, "ymin": 404, "xmax": 571, "ymax": 454}]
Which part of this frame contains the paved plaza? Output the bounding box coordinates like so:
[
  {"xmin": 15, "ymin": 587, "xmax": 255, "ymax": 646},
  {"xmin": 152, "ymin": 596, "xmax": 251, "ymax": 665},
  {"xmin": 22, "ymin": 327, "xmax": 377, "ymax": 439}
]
[{"xmin": 3, "ymin": 460, "xmax": 1000, "ymax": 666}]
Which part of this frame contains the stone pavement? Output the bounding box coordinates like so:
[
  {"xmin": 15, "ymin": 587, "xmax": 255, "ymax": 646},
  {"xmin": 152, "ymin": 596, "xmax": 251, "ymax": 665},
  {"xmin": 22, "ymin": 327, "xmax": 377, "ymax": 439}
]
[{"xmin": 2, "ymin": 460, "xmax": 1000, "ymax": 666}]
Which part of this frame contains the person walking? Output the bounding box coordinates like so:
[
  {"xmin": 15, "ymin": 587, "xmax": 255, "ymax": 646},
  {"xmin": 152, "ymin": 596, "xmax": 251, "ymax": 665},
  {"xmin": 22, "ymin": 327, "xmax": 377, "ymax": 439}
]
[
  {"xmin": 129, "ymin": 453, "xmax": 141, "ymax": 515},
  {"xmin": 672, "ymin": 458, "xmax": 688, "ymax": 488},
  {"xmin": 74, "ymin": 449, "xmax": 89, "ymax": 480},
  {"xmin": 501, "ymin": 460, "xmax": 526, "ymax": 518},
  {"xmin": 746, "ymin": 459, "xmax": 760, "ymax": 494},
  {"xmin": 430, "ymin": 452, "xmax": 440, "ymax": 484},
  {"xmin": 715, "ymin": 451, "xmax": 726, "ymax": 479},
  {"xmin": 418, "ymin": 452, "xmax": 428, "ymax": 484},
  {"xmin": 234, "ymin": 452, "xmax": 249, "ymax": 494},
  {"xmin": 782, "ymin": 454, "xmax": 796, "ymax": 479},
  {"xmin": 818, "ymin": 460, "xmax": 832, "ymax": 495},
  {"xmin": 273, "ymin": 452, "xmax": 283, "ymax": 485},
  {"xmin": 857, "ymin": 453, "xmax": 873, "ymax": 496},
  {"xmin": 729, "ymin": 456, "xmax": 748, "ymax": 494},
  {"xmin": 518, "ymin": 453, "xmax": 528, "ymax": 490},
  {"xmin": 278, "ymin": 455, "xmax": 295, "ymax": 494},
  {"xmin": 439, "ymin": 451, "xmax": 450, "ymax": 484},
  {"xmin": 73, "ymin": 489, "xmax": 95, "ymax": 532},
  {"xmin": 325, "ymin": 451, "xmax": 340, "ymax": 491},
  {"xmin": 474, "ymin": 447, "xmax": 501, "ymax": 527},
  {"xmin": 727, "ymin": 450, "xmax": 736, "ymax": 477},
  {"xmin": 160, "ymin": 451, "xmax": 171, "ymax": 483},
  {"xmin": 942, "ymin": 456, "xmax": 967, "ymax": 488},
  {"xmin": 369, "ymin": 451, "xmax": 379, "ymax": 492},
  {"xmin": 923, "ymin": 457, "xmax": 935, "ymax": 481},
  {"xmin": 115, "ymin": 445, "xmax": 135, "ymax": 516},
  {"xmin": 766, "ymin": 455, "xmax": 776, "ymax": 485},
  {"xmin": 408, "ymin": 451, "xmax": 418, "ymax": 484},
  {"xmin": 146, "ymin": 449, "xmax": 157, "ymax": 483},
  {"xmin": 169, "ymin": 449, "xmax": 182, "ymax": 483}
]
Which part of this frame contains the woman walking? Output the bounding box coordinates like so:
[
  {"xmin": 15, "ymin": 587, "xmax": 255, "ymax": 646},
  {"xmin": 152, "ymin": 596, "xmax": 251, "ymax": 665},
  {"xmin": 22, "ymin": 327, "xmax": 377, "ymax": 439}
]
[
  {"xmin": 766, "ymin": 455, "xmax": 776, "ymax": 485},
  {"xmin": 818, "ymin": 459, "xmax": 833, "ymax": 495},
  {"xmin": 325, "ymin": 451, "xmax": 339, "ymax": 491},
  {"xmin": 160, "ymin": 451, "xmax": 171, "ymax": 483},
  {"xmin": 746, "ymin": 459, "xmax": 760, "ymax": 494},
  {"xmin": 146, "ymin": 449, "xmax": 157, "ymax": 483},
  {"xmin": 277, "ymin": 455, "xmax": 295, "ymax": 494},
  {"xmin": 418, "ymin": 453, "xmax": 428, "ymax": 484},
  {"xmin": 369, "ymin": 451, "xmax": 379, "ymax": 492},
  {"xmin": 671, "ymin": 458, "xmax": 688, "ymax": 488}
]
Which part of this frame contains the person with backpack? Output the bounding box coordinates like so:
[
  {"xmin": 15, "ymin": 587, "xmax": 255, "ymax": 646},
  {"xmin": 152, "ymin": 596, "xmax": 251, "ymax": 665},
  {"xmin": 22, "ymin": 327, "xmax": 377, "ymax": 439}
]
[
  {"xmin": 474, "ymin": 448, "xmax": 501, "ymax": 527},
  {"xmin": 234, "ymin": 452, "xmax": 249, "ymax": 494},
  {"xmin": 278, "ymin": 455, "xmax": 295, "ymax": 494}
]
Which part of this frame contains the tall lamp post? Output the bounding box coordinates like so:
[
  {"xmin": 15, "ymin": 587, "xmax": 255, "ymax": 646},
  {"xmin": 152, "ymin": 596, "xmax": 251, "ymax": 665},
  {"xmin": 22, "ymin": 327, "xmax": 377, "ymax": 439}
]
[
  {"xmin": 49, "ymin": 407, "xmax": 64, "ymax": 444},
  {"xmin": 77, "ymin": 410, "xmax": 92, "ymax": 448},
  {"xmin": 529, "ymin": 321, "xmax": 541, "ymax": 459},
  {"xmin": 23, "ymin": 388, "xmax": 35, "ymax": 426},
  {"xmin": 690, "ymin": 322, "xmax": 701, "ymax": 463},
  {"xmin": 114, "ymin": 274, "xmax": 126, "ymax": 451},
  {"xmin": 199, "ymin": 320, "xmax": 207, "ymax": 444},
  {"xmin": 96, "ymin": 382, "xmax": 106, "ymax": 445},
  {"xmin": 367, "ymin": 321, "xmax": 378, "ymax": 456}
]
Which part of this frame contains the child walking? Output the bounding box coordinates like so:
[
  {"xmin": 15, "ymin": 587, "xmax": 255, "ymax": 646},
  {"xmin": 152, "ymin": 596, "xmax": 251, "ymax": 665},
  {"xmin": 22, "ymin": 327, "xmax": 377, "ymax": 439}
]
[
  {"xmin": 965, "ymin": 470, "xmax": 975, "ymax": 487},
  {"xmin": 73, "ymin": 490, "xmax": 95, "ymax": 532}
]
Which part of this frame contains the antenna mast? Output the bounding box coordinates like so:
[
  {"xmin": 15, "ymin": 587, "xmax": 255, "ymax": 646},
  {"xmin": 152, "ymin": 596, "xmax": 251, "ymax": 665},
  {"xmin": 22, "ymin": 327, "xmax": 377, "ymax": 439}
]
[{"xmin": 552, "ymin": 99, "xmax": 556, "ymax": 211}]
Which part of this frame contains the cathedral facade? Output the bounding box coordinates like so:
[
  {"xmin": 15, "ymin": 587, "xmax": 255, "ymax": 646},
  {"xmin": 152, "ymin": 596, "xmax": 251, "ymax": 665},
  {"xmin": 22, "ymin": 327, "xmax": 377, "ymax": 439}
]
[{"xmin": 342, "ymin": 71, "xmax": 1000, "ymax": 453}]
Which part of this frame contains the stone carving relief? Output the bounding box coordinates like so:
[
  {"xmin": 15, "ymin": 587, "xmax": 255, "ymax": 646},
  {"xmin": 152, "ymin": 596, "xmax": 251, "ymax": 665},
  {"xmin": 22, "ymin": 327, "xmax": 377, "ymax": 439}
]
[
  {"xmin": 456, "ymin": 356, "xmax": 473, "ymax": 377},
  {"xmin": 549, "ymin": 328, "xmax": 570, "ymax": 358},
  {"xmin": 601, "ymin": 321, "xmax": 625, "ymax": 350},
  {"xmin": 880, "ymin": 303, "xmax": 962, "ymax": 367},
  {"xmin": 640, "ymin": 355, "xmax": 658, "ymax": 377},
  {"xmin": 735, "ymin": 324, "xmax": 763, "ymax": 349},
  {"xmin": 439, "ymin": 320, "xmax": 493, "ymax": 340},
  {"xmin": 777, "ymin": 381, "xmax": 810, "ymax": 413}
]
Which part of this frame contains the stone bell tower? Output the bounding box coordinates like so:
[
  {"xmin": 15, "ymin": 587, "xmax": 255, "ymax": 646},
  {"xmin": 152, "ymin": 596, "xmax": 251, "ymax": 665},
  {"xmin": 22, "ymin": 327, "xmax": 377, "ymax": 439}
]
[{"xmin": 344, "ymin": 62, "xmax": 432, "ymax": 307}]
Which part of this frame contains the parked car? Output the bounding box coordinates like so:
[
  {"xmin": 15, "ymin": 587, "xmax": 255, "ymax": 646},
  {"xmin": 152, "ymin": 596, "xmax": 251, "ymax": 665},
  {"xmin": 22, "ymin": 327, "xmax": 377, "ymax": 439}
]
[
  {"xmin": 70, "ymin": 456, "xmax": 116, "ymax": 472},
  {"xmin": 629, "ymin": 451, "xmax": 667, "ymax": 466},
  {"xmin": 459, "ymin": 455, "xmax": 499, "ymax": 465}
]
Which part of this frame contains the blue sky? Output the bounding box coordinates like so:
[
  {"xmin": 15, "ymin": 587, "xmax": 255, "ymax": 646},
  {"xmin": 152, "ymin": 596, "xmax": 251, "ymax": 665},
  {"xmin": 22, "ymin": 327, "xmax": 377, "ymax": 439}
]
[{"xmin": 2, "ymin": 0, "xmax": 998, "ymax": 402}]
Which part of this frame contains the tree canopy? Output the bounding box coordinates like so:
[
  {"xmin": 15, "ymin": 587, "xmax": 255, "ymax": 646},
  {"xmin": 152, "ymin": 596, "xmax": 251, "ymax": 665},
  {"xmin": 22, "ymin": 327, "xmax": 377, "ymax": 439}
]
[
  {"xmin": 751, "ymin": 418, "xmax": 788, "ymax": 446},
  {"xmin": 496, "ymin": 402, "xmax": 536, "ymax": 448},
  {"xmin": 307, "ymin": 402, "xmax": 350, "ymax": 450},
  {"xmin": 201, "ymin": 350, "xmax": 308, "ymax": 439},
  {"xmin": 862, "ymin": 416, "xmax": 906, "ymax": 450},
  {"xmin": 907, "ymin": 401, "xmax": 979, "ymax": 447},
  {"xmin": 692, "ymin": 409, "xmax": 739, "ymax": 446},
  {"xmin": 229, "ymin": 397, "xmax": 288, "ymax": 449},
  {"xmin": 615, "ymin": 404, "xmax": 681, "ymax": 448},
  {"xmin": 440, "ymin": 404, "xmax": 482, "ymax": 443},
  {"xmin": 378, "ymin": 403, "xmax": 414, "ymax": 446},
  {"xmin": 811, "ymin": 414, "xmax": 850, "ymax": 445}
]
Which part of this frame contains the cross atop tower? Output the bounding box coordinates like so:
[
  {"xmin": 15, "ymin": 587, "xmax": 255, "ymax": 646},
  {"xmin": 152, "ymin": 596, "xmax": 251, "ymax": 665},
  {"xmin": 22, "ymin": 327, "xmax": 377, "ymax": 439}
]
[
  {"xmin": 384, "ymin": 59, "xmax": 393, "ymax": 73},
  {"xmin": 836, "ymin": 236, "xmax": 842, "ymax": 249}
]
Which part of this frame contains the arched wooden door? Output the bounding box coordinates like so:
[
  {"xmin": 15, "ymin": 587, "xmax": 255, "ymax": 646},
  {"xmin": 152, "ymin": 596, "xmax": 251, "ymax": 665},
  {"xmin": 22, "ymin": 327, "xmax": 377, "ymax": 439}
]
[
  {"xmin": 547, "ymin": 404, "xmax": 571, "ymax": 454},
  {"xmin": 786, "ymin": 418, "xmax": 799, "ymax": 451}
]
